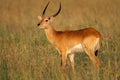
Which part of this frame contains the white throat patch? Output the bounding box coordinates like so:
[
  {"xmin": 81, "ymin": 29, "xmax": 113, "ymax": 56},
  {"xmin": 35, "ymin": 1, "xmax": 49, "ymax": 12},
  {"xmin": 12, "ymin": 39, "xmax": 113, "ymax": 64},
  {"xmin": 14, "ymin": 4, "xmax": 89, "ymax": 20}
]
[{"xmin": 38, "ymin": 25, "xmax": 44, "ymax": 29}]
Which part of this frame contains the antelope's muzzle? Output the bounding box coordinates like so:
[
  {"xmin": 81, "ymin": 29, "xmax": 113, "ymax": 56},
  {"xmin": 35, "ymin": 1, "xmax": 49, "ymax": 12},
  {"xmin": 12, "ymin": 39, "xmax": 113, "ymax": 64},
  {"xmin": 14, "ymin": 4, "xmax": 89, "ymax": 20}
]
[{"xmin": 37, "ymin": 23, "xmax": 40, "ymax": 26}]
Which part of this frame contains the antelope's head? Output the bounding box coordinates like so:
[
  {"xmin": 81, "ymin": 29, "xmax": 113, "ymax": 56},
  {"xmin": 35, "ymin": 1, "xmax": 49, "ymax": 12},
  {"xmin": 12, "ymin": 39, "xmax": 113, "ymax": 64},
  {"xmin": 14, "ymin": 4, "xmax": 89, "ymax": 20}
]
[{"xmin": 37, "ymin": 2, "xmax": 61, "ymax": 29}]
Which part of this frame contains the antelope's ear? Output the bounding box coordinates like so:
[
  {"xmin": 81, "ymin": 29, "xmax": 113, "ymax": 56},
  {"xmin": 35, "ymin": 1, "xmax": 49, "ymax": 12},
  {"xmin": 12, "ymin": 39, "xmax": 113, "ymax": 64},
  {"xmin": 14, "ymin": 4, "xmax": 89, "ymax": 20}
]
[
  {"xmin": 48, "ymin": 16, "xmax": 54, "ymax": 22},
  {"xmin": 38, "ymin": 16, "xmax": 42, "ymax": 20}
]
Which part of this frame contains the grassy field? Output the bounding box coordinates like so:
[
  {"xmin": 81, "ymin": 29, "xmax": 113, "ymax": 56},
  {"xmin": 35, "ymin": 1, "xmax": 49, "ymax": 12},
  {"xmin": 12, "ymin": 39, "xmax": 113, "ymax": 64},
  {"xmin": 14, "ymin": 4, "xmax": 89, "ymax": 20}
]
[{"xmin": 0, "ymin": 0, "xmax": 120, "ymax": 80}]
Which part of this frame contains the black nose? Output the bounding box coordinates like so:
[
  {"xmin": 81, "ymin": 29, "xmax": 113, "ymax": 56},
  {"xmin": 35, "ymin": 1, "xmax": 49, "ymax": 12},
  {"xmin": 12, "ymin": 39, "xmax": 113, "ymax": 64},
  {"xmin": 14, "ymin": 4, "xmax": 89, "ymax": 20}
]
[{"xmin": 37, "ymin": 23, "xmax": 40, "ymax": 26}]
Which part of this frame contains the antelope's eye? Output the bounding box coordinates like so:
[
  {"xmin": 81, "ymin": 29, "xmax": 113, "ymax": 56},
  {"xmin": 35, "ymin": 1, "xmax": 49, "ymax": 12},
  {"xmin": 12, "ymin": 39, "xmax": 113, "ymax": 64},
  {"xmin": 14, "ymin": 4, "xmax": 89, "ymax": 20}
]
[{"xmin": 45, "ymin": 19, "xmax": 48, "ymax": 22}]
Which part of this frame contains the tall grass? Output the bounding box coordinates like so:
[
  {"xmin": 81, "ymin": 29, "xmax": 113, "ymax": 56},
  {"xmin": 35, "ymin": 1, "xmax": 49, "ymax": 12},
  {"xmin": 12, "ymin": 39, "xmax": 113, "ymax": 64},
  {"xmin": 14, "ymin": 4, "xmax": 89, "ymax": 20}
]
[{"xmin": 0, "ymin": 0, "xmax": 120, "ymax": 80}]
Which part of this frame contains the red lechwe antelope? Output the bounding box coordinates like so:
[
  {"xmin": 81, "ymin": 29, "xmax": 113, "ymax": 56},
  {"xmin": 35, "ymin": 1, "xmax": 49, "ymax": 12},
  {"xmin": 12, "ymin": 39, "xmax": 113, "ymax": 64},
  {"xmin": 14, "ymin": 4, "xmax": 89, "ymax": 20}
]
[{"xmin": 37, "ymin": 2, "xmax": 102, "ymax": 72}]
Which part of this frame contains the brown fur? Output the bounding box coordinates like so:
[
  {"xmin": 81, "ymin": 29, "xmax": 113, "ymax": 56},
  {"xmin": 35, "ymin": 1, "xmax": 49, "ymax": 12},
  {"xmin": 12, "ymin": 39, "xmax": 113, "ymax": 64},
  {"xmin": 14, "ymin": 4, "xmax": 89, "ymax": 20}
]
[{"xmin": 37, "ymin": 15, "xmax": 101, "ymax": 72}]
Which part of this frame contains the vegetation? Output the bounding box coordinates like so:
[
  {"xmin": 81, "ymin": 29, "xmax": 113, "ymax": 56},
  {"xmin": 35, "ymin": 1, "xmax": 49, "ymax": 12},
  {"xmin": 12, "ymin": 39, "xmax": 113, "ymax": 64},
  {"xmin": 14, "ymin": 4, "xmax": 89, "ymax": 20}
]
[{"xmin": 0, "ymin": 0, "xmax": 120, "ymax": 80}]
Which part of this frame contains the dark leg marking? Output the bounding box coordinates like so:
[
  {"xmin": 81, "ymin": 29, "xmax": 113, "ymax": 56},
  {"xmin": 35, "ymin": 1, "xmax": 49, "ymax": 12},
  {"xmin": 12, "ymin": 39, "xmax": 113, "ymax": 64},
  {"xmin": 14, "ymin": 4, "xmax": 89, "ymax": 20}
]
[{"xmin": 95, "ymin": 50, "xmax": 98, "ymax": 56}]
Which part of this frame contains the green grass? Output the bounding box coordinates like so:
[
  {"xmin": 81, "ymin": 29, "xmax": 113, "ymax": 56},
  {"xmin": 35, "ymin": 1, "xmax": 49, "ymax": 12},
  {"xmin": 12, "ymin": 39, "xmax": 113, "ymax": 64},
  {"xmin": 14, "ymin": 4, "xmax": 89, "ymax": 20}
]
[{"xmin": 0, "ymin": 0, "xmax": 120, "ymax": 80}]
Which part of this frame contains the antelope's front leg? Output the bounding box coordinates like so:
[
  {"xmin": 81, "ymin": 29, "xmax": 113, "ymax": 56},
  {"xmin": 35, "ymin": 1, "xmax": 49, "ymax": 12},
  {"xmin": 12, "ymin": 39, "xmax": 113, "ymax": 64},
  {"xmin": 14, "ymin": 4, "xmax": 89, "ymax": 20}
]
[
  {"xmin": 61, "ymin": 52, "xmax": 67, "ymax": 70},
  {"xmin": 69, "ymin": 54, "xmax": 75, "ymax": 73}
]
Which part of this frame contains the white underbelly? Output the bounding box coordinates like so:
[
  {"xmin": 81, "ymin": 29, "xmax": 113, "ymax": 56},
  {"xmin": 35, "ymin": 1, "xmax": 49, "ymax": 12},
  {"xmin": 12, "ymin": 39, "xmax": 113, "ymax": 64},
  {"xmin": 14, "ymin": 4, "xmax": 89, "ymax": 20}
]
[{"xmin": 67, "ymin": 44, "xmax": 84, "ymax": 54}]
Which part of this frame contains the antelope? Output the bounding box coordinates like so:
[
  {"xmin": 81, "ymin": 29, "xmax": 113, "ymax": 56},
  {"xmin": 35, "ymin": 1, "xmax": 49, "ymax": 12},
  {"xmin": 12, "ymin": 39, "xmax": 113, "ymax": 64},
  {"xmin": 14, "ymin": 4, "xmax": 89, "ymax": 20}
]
[{"xmin": 37, "ymin": 2, "xmax": 102, "ymax": 72}]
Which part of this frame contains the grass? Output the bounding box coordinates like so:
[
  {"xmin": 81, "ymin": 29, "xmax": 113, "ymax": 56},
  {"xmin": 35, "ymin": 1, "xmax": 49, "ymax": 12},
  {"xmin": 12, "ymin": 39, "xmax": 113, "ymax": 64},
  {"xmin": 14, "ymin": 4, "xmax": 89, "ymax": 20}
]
[{"xmin": 0, "ymin": 0, "xmax": 120, "ymax": 80}]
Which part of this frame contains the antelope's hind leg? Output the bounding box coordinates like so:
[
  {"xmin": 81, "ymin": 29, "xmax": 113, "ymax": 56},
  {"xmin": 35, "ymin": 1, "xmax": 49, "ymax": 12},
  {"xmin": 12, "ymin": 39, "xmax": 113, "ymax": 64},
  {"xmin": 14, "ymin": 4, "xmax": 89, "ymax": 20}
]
[
  {"xmin": 83, "ymin": 37, "xmax": 100, "ymax": 70},
  {"xmin": 84, "ymin": 48, "xmax": 100, "ymax": 70}
]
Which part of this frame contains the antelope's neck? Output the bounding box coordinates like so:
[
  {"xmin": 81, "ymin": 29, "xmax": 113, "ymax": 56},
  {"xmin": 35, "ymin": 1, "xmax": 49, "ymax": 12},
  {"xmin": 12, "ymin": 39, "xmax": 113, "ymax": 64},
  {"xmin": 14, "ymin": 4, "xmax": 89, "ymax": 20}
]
[{"xmin": 44, "ymin": 26, "xmax": 57, "ymax": 44}]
